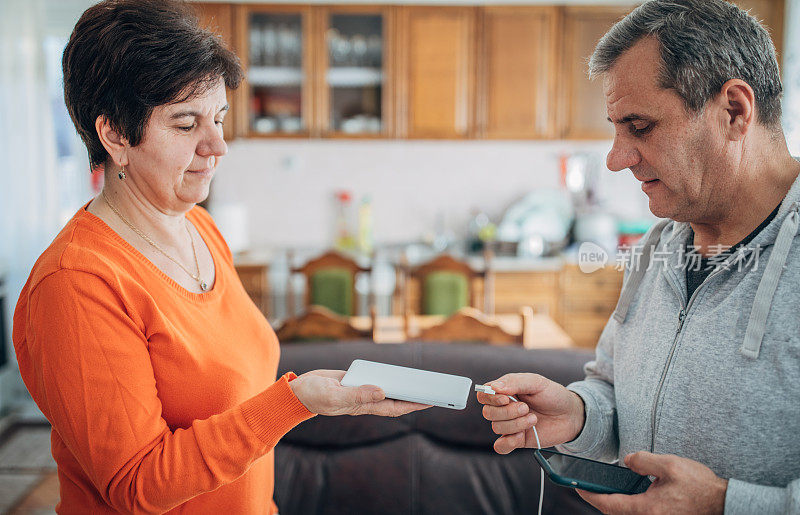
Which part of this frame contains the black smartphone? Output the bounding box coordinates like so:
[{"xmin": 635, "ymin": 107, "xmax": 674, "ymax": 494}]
[{"xmin": 533, "ymin": 449, "xmax": 652, "ymax": 495}]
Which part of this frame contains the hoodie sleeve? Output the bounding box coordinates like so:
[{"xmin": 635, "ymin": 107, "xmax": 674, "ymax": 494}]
[
  {"xmin": 724, "ymin": 477, "xmax": 800, "ymax": 514},
  {"xmin": 555, "ymin": 314, "xmax": 621, "ymax": 462},
  {"xmin": 553, "ymin": 221, "xmax": 671, "ymax": 462}
]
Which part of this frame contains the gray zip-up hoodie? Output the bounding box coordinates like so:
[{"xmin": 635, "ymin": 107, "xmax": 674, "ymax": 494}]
[{"xmin": 558, "ymin": 171, "xmax": 800, "ymax": 514}]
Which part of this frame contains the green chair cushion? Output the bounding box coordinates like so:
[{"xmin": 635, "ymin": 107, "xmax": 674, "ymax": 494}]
[
  {"xmin": 310, "ymin": 268, "xmax": 353, "ymax": 316},
  {"xmin": 422, "ymin": 271, "xmax": 469, "ymax": 316}
]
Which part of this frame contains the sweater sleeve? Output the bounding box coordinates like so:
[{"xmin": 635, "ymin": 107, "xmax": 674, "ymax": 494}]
[
  {"xmin": 18, "ymin": 269, "xmax": 314, "ymax": 514},
  {"xmin": 724, "ymin": 477, "xmax": 800, "ymax": 514},
  {"xmin": 556, "ymin": 316, "xmax": 620, "ymax": 462}
]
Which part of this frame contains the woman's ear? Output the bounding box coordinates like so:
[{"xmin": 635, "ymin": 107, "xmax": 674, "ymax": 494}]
[
  {"xmin": 95, "ymin": 115, "xmax": 129, "ymax": 167},
  {"xmin": 718, "ymin": 79, "xmax": 755, "ymax": 141}
]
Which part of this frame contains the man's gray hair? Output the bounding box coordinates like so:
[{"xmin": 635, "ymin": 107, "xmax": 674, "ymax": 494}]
[{"xmin": 589, "ymin": 0, "xmax": 782, "ymax": 127}]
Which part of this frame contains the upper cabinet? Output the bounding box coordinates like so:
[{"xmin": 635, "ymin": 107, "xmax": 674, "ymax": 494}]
[
  {"xmin": 316, "ymin": 6, "xmax": 395, "ymax": 137},
  {"xmin": 733, "ymin": 0, "xmax": 785, "ymax": 60},
  {"xmin": 559, "ymin": 6, "xmax": 633, "ymax": 140},
  {"xmin": 194, "ymin": 3, "xmax": 236, "ymax": 140},
  {"xmin": 479, "ymin": 7, "xmax": 559, "ymax": 139},
  {"xmin": 195, "ymin": 2, "xmax": 786, "ymax": 142},
  {"xmin": 558, "ymin": 1, "xmax": 785, "ymax": 140},
  {"xmin": 234, "ymin": 5, "xmax": 314, "ymax": 137},
  {"xmin": 396, "ymin": 7, "xmax": 476, "ymax": 139}
]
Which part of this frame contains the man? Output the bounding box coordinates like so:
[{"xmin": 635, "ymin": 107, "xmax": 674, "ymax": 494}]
[{"xmin": 478, "ymin": 1, "xmax": 800, "ymax": 513}]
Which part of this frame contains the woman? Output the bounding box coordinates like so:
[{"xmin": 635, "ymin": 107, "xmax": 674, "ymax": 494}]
[{"xmin": 12, "ymin": 1, "xmax": 426, "ymax": 513}]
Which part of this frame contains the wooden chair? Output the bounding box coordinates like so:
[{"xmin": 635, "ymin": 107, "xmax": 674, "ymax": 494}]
[
  {"xmin": 276, "ymin": 305, "xmax": 377, "ymax": 342},
  {"xmin": 401, "ymin": 251, "xmax": 494, "ymax": 335},
  {"xmin": 234, "ymin": 263, "xmax": 270, "ymax": 317},
  {"xmin": 287, "ymin": 250, "xmax": 372, "ymax": 318},
  {"xmin": 416, "ymin": 306, "xmax": 533, "ymax": 345}
]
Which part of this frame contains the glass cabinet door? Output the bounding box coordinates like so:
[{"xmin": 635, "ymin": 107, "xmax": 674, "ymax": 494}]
[
  {"xmin": 322, "ymin": 11, "xmax": 389, "ymax": 136},
  {"xmin": 246, "ymin": 10, "xmax": 308, "ymax": 135}
]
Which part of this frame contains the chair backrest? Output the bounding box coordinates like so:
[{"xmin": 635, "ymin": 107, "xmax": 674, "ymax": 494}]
[
  {"xmin": 275, "ymin": 305, "xmax": 374, "ymax": 342},
  {"xmin": 288, "ymin": 250, "xmax": 371, "ymax": 317},
  {"xmin": 416, "ymin": 306, "xmax": 532, "ymax": 345},
  {"xmin": 403, "ymin": 252, "xmax": 493, "ymax": 317}
]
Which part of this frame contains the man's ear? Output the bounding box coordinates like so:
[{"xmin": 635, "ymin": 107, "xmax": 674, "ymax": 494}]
[
  {"xmin": 717, "ymin": 79, "xmax": 755, "ymax": 141},
  {"xmin": 95, "ymin": 115, "xmax": 129, "ymax": 167}
]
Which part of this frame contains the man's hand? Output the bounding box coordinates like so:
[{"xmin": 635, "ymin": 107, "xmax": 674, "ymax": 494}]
[
  {"xmin": 289, "ymin": 369, "xmax": 430, "ymax": 417},
  {"xmin": 476, "ymin": 373, "xmax": 586, "ymax": 452},
  {"xmin": 577, "ymin": 452, "xmax": 728, "ymax": 515}
]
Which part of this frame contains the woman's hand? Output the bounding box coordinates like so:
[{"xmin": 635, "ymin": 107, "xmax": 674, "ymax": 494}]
[
  {"xmin": 289, "ymin": 369, "xmax": 431, "ymax": 417},
  {"xmin": 476, "ymin": 373, "xmax": 586, "ymax": 452}
]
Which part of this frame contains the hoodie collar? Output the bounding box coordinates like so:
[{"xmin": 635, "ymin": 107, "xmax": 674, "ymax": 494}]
[
  {"xmin": 740, "ymin": 164, "xmax": 800, "ymax": 358},
  {"xmin": 613, "ymin": 159, "xmax": 800, "ymax": 361},
  {"xmin": 662, "ymin": 161, "xmax": 800, "ymax": 254}
]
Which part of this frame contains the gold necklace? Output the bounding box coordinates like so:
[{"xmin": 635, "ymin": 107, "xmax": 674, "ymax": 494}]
[{"xmin": 102, "ymin": 191, "xmax": 209, "ymax": 291}]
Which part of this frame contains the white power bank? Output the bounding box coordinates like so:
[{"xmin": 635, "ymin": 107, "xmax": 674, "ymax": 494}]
[{"xmin": 340, "ymin": 359, "xmax": 473, "ymax": 410}]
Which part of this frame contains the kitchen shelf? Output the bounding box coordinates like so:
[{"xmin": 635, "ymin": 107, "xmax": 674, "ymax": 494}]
[
  {"xmin": 326, "ymin": 67, "xmax": 384, "ymax": 87},
  {"xmin": 248, "ymin": 66, "xmax": 304, "ymax": 87}
]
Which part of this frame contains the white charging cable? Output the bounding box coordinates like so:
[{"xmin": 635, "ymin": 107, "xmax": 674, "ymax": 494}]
[{"xmin": 476, "ymin": 385, "xmax": 544, "ymax": 515}]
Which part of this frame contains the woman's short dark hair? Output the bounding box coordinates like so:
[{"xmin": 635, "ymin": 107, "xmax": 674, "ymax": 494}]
[{"xmin": 63, "ymin": 0, "xmax": 243, "ymax": 169}]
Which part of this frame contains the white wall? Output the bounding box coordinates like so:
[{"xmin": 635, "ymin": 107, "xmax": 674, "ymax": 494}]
[
  {"xmin": 211, "ymin": 138, "xmax": 651, "ymax": 249},
  {"xmin": 1, "ymin": 0, "xmax": 90, "ymax": 416},
  {"xmin": 784, "ymin": 0, "xmax": 800, "ymax": 155}
]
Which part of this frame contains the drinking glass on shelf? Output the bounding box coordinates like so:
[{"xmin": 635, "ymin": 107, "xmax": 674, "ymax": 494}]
[
  {"xmin": 262, "ymin": 23, "xmax": 278, "ymax": 67},
  {"xmin": 277, "ymin": 23, "xmax": 292, "ymax": 67},
  {"xmin": 287, "ymin": 26, "xmax": 302, "ymax": 68},
  {"xmin": 367, "ymin": 34, "xmax": 382, "ymax": 68},
  {"xmin": 249, "ymin": 21, "xmax": 263, "ymax": 66},
  {"xmin": 254, "ymin": 117, "xmax": 277, "ymax": 134},
  {"xmin": 367, "ymin": 116, "xmax": 381, "ymax": 134},
  {"xmin": 327, "ymin": 28, "xmax": 340, "ymax": 65},
  {"xmin": 280, "ymin": 116, "xmax": 303, "ymax": 133},
  {"xmin": 351, "ymin": 34, "xmax": 367, "ymax": 67},
  {"xmin": 331, "ymin": 33, "xmax": 351, "ymax": 67}
]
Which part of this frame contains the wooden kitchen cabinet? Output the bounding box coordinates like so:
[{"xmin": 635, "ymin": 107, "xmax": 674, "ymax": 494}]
[
  {"xmin": 396, "ymin": 7, "xmax": 477, "ymax": 138},
  {"xmin": 194, "ymin": 2, "xmax": 237, "ymax": 141},
  {"xmin": 479, "ymin": 7, "xmax": 559, "ymax": 139},
  {"xmin": 559, "ymin": 6, "xmax": 634, "ymax": 140},
  {"xmin": 558, "ymin": 264, "xmax": 622, "ymax": 348},
  {"xmin": 194, "ymin": 2, "xmax": 786, "ymax": 142},
  {"xmin": 733, "ymin": 0, "xmax": 785, "ymax": 60},
  {"xmin": 195, "ymin": 3, "xmax": 236, "ymax": 61},
  {"xmin": 315, "ymin": 6, "xmax": 396, "ymax": 137},
  {"xmin": 493, "ymin": 271, "xmax": 560, "ymax": 319},
  {"xmin": 559, "ymin": 1, "xmax": 784, "ymax": 140},
  {"xmin": 487, "ymin": 266, "xmax": 623, "ymax": 348},
  {"xmin": 233, "ymin": 5, "xmax": 314, "ymax": 137}
]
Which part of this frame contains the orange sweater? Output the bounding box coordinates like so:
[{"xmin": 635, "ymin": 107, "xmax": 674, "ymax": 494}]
[{"xmin": 12, "ymin": 203, "xmax": 313, "ymax": 514}]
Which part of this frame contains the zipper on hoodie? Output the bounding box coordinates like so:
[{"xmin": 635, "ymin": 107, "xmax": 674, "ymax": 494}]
[{"xmin": 649, "ymin": 265, "xmax": 727, "ymax": 452}]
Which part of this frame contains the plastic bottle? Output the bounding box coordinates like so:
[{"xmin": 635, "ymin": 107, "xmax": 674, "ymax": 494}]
[
  {"xmin": 467, "ymin": 209, "xmax": 490, "ymax": 253},
  {"xmin": 334, "ymin": 190, "xmax": 355, "ymax": 251},
  {"xmin": 358, "ymin": 195, "xmax": 373, "ymax": 255}
]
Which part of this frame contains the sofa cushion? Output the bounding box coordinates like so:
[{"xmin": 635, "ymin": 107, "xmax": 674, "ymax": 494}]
[{"xmin": 275, "ymin": 341, "xmax": 599, "ymax": 515}]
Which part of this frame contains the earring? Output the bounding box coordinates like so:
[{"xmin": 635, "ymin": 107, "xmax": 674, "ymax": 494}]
[{"xmin": 118, "ymin": 166, "xmax": 126, "ymax": 180}]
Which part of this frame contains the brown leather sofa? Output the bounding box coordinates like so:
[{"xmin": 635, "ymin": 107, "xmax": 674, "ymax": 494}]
[{"xmin": 275, "ymin": 341, "xmax": 600, "ymax": 515}]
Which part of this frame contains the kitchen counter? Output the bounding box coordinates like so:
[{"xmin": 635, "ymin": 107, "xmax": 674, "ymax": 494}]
[
  {"xmin": 467, "ymin": 255, "xmax": 565, "ymax": 272},
  {"xmin": 232, "ymin": 248, "xmax": 623, "ymax": 348},
  {"xmin": 232, "ymin": 248, "xmax": 276, "ymax": 267},
  {"xmin": 235, "ymin": 246, "xmax": 569, "ymax": 272}
]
